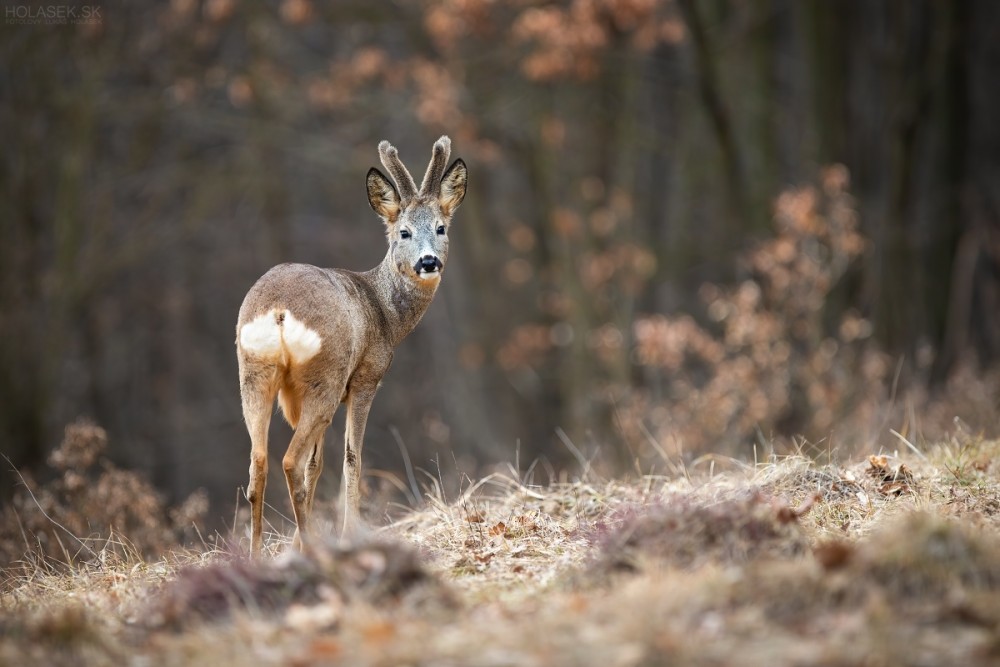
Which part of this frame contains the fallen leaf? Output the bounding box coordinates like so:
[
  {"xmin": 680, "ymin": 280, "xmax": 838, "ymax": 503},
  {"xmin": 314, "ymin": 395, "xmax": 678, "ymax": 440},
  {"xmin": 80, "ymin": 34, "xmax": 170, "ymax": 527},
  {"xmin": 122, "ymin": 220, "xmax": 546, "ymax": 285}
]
[
  {"xmin": 285, "ymin": 602, "xmax": 341, "ymax": 632},
  {"xmin": 879, "ymin": 481, "xmax": 910, "ymax": 496},
  {"xmin": 774, "ymin": 492, "xmax": 821, "ymax": 523},
  {"xmin": 813, "ymin": 540, "xmax": 853, "ymax": 570},
  {"xmin": 306, "ymin": 637, "xmax": 341, "ymax": 659},
  {"xmin": 361, "ymin": 620, "xmax": 396, "ymax": 644},
  {"xmin": 515, "ymin": 515, "xmax": 538, "ymax": 531},
  {"xmin": 489, "ymin": 522, "xmax": 506, "ymax": 537},
  {"xmin": 868, "ymin": 455, "xmax": 889, "ymax": 475}
]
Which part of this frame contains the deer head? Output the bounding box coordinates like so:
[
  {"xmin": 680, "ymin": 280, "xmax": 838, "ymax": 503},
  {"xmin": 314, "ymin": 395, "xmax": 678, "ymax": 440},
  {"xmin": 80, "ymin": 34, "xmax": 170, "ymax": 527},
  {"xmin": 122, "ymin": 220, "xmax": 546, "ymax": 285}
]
[{"xmin": 366, "ymin": 136, "xmax": 468, "ymax": 284}]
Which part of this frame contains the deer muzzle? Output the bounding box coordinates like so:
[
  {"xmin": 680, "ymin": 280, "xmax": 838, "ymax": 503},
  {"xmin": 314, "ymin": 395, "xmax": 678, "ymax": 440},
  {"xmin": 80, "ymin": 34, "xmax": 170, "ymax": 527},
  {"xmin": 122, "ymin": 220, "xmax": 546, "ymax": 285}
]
[{"xmin": 415, "ymin": 255, "xmax": 443, "ymax": 278}]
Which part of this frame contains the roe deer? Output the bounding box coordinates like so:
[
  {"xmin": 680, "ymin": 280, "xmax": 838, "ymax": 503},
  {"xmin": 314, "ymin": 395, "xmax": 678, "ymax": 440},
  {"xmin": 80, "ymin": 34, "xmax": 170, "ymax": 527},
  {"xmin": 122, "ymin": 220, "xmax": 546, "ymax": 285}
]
[{"xmin": 236, "ymin": 136, "xmax": 467, "ymax": 554}]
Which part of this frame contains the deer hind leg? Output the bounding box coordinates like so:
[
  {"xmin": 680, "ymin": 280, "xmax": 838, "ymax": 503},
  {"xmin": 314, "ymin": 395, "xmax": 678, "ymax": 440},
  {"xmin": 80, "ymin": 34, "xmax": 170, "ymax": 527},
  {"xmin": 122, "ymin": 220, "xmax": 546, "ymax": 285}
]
[
  {"xmin": 278, "ymin": 370, "xmax": 326, "ymax": 516},
  {"xmin": 342, "ymin": 385, "xmax": 378, "ymax": 539},
  {"xmin": 239, "ymin": 360, "xmax": 279, "ymax": 556},
  {"xmin": 282, "ymin": 397, "xmax": 337, "ymax": 551},
  {"xmin": 303, "ymin": 439, "xmax": 324, "ymax": 519}
]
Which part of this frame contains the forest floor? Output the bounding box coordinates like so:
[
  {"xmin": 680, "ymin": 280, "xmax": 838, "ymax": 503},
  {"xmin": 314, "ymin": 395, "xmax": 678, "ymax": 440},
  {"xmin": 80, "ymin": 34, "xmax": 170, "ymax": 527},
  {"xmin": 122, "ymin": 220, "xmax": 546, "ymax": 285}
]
[{"xmin": 4, "ymin": 436, "xmax": 1000, "ymax": 666}]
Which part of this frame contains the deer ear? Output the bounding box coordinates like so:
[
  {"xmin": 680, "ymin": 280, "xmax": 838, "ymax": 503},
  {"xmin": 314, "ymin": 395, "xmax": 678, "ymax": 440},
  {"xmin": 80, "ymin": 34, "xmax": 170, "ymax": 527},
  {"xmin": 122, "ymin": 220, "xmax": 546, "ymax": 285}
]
[
  {"xmin": 439, "ymin": 158, "xmax": 467, "ymax": 216},
  {"xmin": 367, "ymin": 167, "xmax": 400, "ymax": 223}
]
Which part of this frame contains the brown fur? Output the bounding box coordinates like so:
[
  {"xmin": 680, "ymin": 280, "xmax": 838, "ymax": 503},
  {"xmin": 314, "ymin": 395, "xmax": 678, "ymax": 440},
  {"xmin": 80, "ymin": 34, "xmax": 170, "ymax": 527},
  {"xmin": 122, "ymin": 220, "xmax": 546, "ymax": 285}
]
[{"xmin": 236, "ymin": 139, "xmax": 467, "ymax": 555}]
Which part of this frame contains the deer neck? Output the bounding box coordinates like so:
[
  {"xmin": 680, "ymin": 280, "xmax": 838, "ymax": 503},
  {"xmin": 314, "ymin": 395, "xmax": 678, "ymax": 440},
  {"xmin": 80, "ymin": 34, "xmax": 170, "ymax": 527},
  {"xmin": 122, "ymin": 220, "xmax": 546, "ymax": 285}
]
[{"xmin": 367, "ymin": 250, "xmax": 439, "ymax": 347}]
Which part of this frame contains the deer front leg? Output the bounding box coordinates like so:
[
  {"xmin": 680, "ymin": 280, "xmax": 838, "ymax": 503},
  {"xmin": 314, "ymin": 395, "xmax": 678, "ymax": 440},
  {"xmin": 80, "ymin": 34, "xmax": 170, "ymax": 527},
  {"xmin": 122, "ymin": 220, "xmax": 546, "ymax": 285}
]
[{"xmin": 342, "ymin": 386, "xmax": 377, "ymax": 539}]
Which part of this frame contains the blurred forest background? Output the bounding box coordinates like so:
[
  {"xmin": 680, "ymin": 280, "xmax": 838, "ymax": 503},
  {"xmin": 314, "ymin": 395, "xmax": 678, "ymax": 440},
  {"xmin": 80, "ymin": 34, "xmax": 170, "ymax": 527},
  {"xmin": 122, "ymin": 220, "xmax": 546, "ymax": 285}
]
[{"xmin": 2, "ymin": 0, "xmax": 999, "ymax": 522}]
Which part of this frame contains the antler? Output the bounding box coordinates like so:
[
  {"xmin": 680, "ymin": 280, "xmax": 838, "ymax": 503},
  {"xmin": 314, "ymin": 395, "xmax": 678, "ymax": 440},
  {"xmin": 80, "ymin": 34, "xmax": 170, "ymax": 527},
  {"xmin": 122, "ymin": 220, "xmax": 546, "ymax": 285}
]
[
  {"xmin": 378, "ymin": 140, "xmax": 417, "ymax": 202},
  {"xmin": 419, "ymin": 135, "xmax": 452, "ymax": 198}
]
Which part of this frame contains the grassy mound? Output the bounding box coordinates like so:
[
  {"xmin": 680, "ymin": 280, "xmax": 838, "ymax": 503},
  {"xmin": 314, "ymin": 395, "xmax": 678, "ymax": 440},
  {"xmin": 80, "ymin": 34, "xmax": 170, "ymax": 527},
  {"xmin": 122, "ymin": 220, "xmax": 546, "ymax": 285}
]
[{"xmin": 3, "ymin": 437, "xmax": 1000, "ymax": 665}]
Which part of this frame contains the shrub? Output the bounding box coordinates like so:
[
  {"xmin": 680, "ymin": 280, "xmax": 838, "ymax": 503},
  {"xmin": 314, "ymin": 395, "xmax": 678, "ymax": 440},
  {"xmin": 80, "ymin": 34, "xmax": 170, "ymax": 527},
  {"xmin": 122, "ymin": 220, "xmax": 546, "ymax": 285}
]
[{"xmin": 0, "ymin": 419, "xmax": 207, "ymax": 576}]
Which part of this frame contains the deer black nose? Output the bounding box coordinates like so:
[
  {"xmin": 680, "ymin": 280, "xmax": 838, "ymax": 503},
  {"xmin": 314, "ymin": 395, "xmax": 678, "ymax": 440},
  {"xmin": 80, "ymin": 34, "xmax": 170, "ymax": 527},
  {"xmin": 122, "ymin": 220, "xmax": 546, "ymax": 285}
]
[{"xmin": 418, "ymin": 255, "xmax": 442, "ymax": 272}]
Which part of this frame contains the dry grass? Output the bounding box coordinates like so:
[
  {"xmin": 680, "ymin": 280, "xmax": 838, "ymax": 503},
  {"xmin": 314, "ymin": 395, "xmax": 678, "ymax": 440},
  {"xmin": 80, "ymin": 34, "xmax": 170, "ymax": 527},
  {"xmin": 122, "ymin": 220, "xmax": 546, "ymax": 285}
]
[
  {"xmin": 0, "ymin": 419, "xmax": 209, "ymax": 574},
  {"xmin": 4, "ymin": 436, "xmax": 1000, "ymax": 666}
]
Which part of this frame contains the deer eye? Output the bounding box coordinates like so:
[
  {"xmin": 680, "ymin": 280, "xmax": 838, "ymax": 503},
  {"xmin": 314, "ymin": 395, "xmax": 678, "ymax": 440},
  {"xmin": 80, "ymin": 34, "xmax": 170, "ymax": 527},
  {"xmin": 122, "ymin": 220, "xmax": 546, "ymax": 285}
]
[
  {"xmin": 436, "ymin": 225, "xmax": 446, "ymax": 235},
  {"xmin": 400, "ymin": 229, "xmax": 411, "ymax": 239}
]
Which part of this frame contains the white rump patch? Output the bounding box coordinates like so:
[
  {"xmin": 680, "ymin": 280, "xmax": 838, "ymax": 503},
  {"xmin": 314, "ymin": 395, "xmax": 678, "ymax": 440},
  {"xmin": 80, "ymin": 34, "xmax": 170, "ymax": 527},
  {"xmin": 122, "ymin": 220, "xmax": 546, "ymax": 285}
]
[
  {"xmin": 239, "ymin": 310, "xmax": 322, "ymax": 364},
  {"xmin": 239, "ymin": 313, "xmax": 282, "ymax": 358},
  {"xmin": 281, "ymin": 311, "xmax": 322, "ymax": 363}
]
